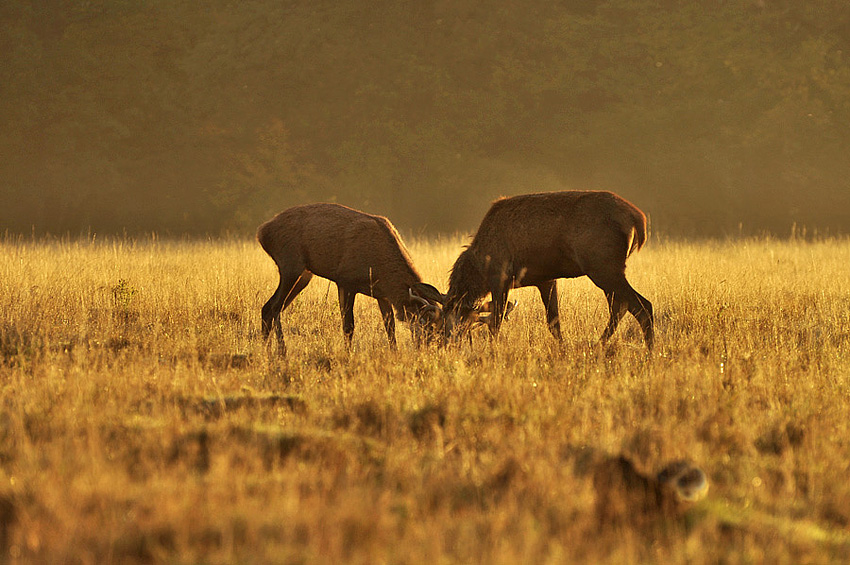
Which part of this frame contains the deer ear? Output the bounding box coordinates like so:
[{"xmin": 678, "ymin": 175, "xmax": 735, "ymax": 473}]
[{"xmin": 411, "ymin": 282, "xmax": 446, "ymax": 305}]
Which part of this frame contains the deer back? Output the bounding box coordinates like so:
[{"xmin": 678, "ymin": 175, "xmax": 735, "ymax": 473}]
[
  {"xmin": 468, "ymin": 191, "xmax": 647, "ymax": 281},
  {"xmin": 258, "ymin": 203, "xmax": 422, "ymax": 302}
]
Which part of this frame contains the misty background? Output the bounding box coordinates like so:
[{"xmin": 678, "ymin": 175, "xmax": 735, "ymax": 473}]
[{"xmin": 2, "ymin": 1, "xmax": 849, "ymax": 238}]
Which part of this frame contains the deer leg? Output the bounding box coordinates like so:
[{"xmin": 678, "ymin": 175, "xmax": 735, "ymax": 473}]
[
  {"xmin": 593, "ymin": 271, "xmax": 653, "ymax": 349},
  {"xmin": 537, "ymin": 280, "xmax": 562, "ymax": 341},
  {"xmin": 487, "ymin": 277, "xmax": 511, "ymax": 338},
  {"xmin": 377, "ymin": 298, "xmax": 397, "ymax": 349},
  {"xmin": 606, "ymin": 277, "xmax": 653, "ymax": 349},
  {"xmin": 600, "ymin": 289, "xmax": 628, "ymax": 345},
  {"xmin": 338, "ymin": 286, "xmax": 357, "ymax": 347},
  {"xmin": 625, "ymin": 284, "xmax": 654, "ymax": 350},
  {"xmin": 282, "ymin": 271, "xmax": 313, "ymax": 309},
  {"xmin": 262, "ymin": 269, "xmax": 309, "ymax": 352},
  {"xmin": 261, "ymin": 282, "xmax": 285, "ymax": 339}
]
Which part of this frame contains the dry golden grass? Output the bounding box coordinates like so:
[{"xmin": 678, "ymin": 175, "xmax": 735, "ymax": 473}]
[{"xmin": 1, "ymin": 234, "xmax": 850, "ymax": 563}]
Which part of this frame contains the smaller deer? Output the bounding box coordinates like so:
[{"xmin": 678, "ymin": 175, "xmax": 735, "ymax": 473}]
[{"xmin": 257, "ymin": 203, "xmax": 444, "ymax": 353}]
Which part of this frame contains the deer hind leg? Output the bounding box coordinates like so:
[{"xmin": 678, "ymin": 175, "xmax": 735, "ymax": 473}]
[
  {"xmin": 282, "ymin": 271, "xmax": 313, "ymax": 310},
  {"xmin": 262, "ymin": 268, "xmax": 311, "ymax": 351},
  {"xmin": 537, "ymin": 280, "xmax": 562, "ymax": 341},
  {"xmin": 377, "ymin": 298, "xmax": 397, "ymax": 349},
  {"xmin": 611, "ymin": 277, "xmax": 654, "ymax": 349},
  {"xmin": 595, "ymin": 273, "xmax": 654, "ymax": 349},
  {"xmin": 338, "ymin": 286, "xmax": 357, "ymax": 347},
  {"xmin": 627, "ymin": 285, "xmax": 654, "ymax": 349},
  {"xmin": 600, "ymin": 289, "xmax": 628, "ymax": 345}
]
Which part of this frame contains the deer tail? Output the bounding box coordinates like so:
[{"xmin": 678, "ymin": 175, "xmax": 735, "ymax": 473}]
[{"xmin": 627, "ymin": 212, "xmax": 648, "ymax": 257}]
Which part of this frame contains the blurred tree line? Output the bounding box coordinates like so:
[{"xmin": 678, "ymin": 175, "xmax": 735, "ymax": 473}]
[{"xmin": 2, "ymin": 0, "xmax": 849, "ymax": 237}]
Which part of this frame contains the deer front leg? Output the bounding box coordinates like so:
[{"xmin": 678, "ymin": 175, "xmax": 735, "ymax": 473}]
[
  {"xmin": 487, "ymin": 276, "xmax": 512, "ymax": 338},
  {"xmin": 377, "ymin": 298, "xmax": 397, "ymax": 349}
]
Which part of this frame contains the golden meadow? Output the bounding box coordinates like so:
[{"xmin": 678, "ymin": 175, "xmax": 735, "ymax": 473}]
[{"xmin": 1, "ymin": 234, "xmax": 849, "ymax": 563}]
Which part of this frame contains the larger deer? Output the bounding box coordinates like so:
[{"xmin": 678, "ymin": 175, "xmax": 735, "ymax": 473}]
[
  {"xmin": 257, "ymin": 203, "xmax": 444, "ymax": 353},
  {"xmin": 443, "ymin": 191, "xmax": 654, "ymax": 348}
]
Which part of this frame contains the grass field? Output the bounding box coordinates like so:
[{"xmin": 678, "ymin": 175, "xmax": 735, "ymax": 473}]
[{"xmin": 1, "ymin": 234, "xmax": 849, "ymax": 563}]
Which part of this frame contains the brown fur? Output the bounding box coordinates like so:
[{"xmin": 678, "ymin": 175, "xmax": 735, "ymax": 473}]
[
  {"xmin": 257, "ymin": 203, "xmax": 443, "ymax": 352},
  {"xmin": 592, "ymin": 456, "xmax": 707, "ymax": 528},
  {"xmin": 445, "ymin": 191, "xmax": 653, "ymax": 348}
]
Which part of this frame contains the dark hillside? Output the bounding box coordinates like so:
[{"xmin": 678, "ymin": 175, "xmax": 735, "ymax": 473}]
[{"xmin": 2, "ymin": 1, "xmax": 849, "ymax": 236}]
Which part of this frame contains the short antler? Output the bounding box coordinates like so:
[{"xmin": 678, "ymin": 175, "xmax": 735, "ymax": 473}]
[
  {"xmin": 409, "ymin": 288, "xmax": 442, "ymax": 319},
  {"xmin": 408, "ymin": 288, "xmax": 431, "ymax": 307}
]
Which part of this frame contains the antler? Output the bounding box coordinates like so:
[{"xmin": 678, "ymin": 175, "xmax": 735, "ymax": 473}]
[
  {"xmin": 409, "ymin": 288, "xmax": 442, "ymax": 320},
  {"xmin": 408, "ymin": 288, "xmax": 432, "ymax": 307}
]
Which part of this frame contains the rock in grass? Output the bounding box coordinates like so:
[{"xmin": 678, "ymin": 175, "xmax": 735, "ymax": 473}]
[{"xmin": 593, "ymin": 455, "xmax": 708, "ymax": 527}]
